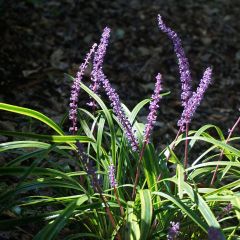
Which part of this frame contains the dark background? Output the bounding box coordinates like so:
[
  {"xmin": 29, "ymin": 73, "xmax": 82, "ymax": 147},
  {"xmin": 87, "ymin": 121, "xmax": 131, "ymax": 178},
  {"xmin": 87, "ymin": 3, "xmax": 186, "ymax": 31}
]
[{"xmin": 0, "ymin": 0, "xmax": 240, "ymax": 141}]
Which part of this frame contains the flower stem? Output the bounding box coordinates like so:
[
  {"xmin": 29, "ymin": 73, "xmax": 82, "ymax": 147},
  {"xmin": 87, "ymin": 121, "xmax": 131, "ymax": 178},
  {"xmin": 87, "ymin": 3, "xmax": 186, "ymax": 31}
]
[
  {"xmin": 132, "ymin": 141, "xmax": 147, "ymax": 199},
  {"xmin": 76, "ymin": 143, "xmax": 121, "ymax": 239},
  {"xmin": 93, "ymin": 179, "xmax": 122, "ymax": 240},
  {"xmin": 114, "ymin": 186, "xmax": 125, "ymax": 217},
  {"xmin": 184, "ymin": 123, "xmax": 189, "ymax": 180},
  {"xmin": 210, "ymin": 116, "xmax": 240, "ymax": 186},
  {"xmin": 156, "ymin": 128, "xmax": 182, "ymax": 182}
]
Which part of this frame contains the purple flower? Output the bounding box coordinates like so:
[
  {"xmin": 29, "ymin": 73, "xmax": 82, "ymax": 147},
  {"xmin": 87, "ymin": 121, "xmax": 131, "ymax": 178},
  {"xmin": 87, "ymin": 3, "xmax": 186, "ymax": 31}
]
[
  {"xmin": 99, "ymin": 70, "xmax": 139, "ymax": 151},
  {"xmin": 108, "ymin": 163, "xmax": 117, "ymax": 188},
  {"xmin": 167, "ymin": 221, "xmax": 180, "ymax": 240},
  {"xmin": 144, "ymin": 73, "xmax": 163, "ymax": 143},
  {"xmin": 76, "ymin": 141, "xmax": 99, "ymax": 191},
  {"xmin": 84, "ymin": 27, "xmax": 138, "ymax": 151},
  {"xmin": 76, "ymin": 141, "xmax": 88, "ymax": 165},
  {"xmin": 158, "ymin": 14, "xmax": 192, "ymax": 107},
  {"xmin": 208, "ymin": 227, "xmax": 225, "ymax": 240},
  {"xmin": 223, "ymin": 203, "xmax": 232, "ymax": 214},
  {"xmin": 88, "ymin": 27, "xmax": 111, "ymax": 107},
  {"xmin": 69, "ymin": 43, "xmax": 97, "ymax": 134},
  {"xmin": 178, "ymin": 67, "xmax": 212, "ymax": 130}
]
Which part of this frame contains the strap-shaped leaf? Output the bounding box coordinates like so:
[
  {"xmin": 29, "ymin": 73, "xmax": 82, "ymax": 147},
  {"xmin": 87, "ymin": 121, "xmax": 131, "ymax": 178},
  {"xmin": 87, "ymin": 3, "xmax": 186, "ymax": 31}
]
[
  {"xmin": 139, "ymin": 189, "xmax": 152, "ymax": 240},
  {"xmin": 0, "ymin": 103, "xmax": 64, "ymax": 135},
  {"xmin": 170, "ymin": 178, "xmax": 220, "ymax": 229},
  {"xmin": 0, "ymin": 141, "xmax": 72, "ymax": 152},
  {"xmin": 34, "ymin": 195, "xmax": 88, "ymax": 240},
  {"xmin": 152, "ymin": 191, "xmax": 208, "ymax": 232},
  {"xmin": 125, "ymin": 201, "xmax": 140, "ymax": 240},
  {"xmin": 0, "ymin": 130, "xmax": 93, "ymax": 143}
]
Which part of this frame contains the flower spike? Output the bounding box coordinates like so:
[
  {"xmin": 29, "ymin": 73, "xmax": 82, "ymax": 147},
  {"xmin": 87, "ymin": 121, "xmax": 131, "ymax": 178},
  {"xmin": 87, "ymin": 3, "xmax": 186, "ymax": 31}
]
[
  {"xmin": 178, "ymin": 67, "xmax": 212, "ymax": 130},
  {"xmin": 69, "ymin": 43, "xmax": 97, "ymax": 134},
  {"xmin": 158, "ymin": 14, "xmax": 192, "ymax": 107},
  {"xmin": 144, "ymin": 73, "xmax": 163, "ymax": 143}
]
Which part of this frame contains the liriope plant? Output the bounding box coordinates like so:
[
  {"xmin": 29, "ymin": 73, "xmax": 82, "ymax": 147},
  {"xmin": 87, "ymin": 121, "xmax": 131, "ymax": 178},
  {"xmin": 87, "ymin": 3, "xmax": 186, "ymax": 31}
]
[{"xmin": 0, "ymin": 14, "xmax": 239, "ymax": 240}]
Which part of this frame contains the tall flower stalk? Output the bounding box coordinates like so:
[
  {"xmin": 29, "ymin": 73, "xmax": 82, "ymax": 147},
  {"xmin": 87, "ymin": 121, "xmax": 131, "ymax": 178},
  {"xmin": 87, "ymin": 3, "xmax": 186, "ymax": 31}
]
[
  {"xmin": 88, "ymin": 27, "xmax": 129, "ymax": 217},
  {"xmin": 100, "ymin": 70, "xmax": 139, "ymax": 152},
  {"xmin": 76, "ymin": 141, "xmax": 121, "ymax": 240},
  {"xmin": 157, "ymin": 14, "xmax": 193, "ymax": 179},
  {"xmin": 178, "ymin": 67, "xmax": 212, "ymax": 131},
  {"xmin": 108, "ymin": 163, "xmax": 124, "ymax": 217},
  {"xmin": 87, "ymin": 27, "xmax": 138, "ymax": 152},
  {"xmin": 88, "ymin": 27, "xmax": 111, "ymax": 109},
  {"xmin": 158, "ymin": 14, "xmax": 192, "ymax": 107},
  {"xmin": 69, "ymin": 43, "xmax": 97, "ymax": 134},
  {"xmin": 143, "ymin": 73, "xmax": 163, "ymax": 144},
  {"xmin": 108, "ymin": 163, "xmax": 117, "ymax": 188},
  {"xmin": 132, "ymin": 73, "xmax": 163, "ymax": 199},
  {"xmin": 158, "ymin": 14, "xmax": 213, "ymax": 179},
  {"xmin": 179, "ymin": 67, "xmax": 212, "ymax": 177}
]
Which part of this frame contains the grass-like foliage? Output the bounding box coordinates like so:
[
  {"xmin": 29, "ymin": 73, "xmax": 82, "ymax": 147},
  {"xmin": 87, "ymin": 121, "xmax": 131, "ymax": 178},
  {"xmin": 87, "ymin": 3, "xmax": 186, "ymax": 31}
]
[{"xmin": 0, "ymin": 15, "xmax": 239, "ymax": 240}]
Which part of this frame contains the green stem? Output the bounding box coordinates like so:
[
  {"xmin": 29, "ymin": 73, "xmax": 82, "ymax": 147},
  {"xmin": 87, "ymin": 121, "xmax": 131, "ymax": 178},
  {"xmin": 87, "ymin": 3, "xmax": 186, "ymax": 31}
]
[
  {"xmin": 114, "ymin": 187, "xmax": 125, "ymax": 218},
  {"xmin": 210, "ymin": 116, "xmax": 240, "ymax": 186},
  {"xmin": 132, "ymin": 141, "xmax": 147, "ymax": 199},
  {"xmin": 184, "ymin": 123, "xmax": 189, "ymax": 180}
]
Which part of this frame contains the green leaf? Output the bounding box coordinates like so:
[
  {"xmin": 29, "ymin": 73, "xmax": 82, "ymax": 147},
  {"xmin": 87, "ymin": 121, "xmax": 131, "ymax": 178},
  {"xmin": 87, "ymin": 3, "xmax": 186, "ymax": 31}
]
[
  {"xmin": 129, "ymin": 91, "xmax": 170, "ymax": 124},
  {"xmin": 152, "ymin": 191, "xmax": 208, "ymax": 232},
  {"xmin": 64, "ymin": 233, "xmax": 104, "ymax": 240},
  {"xmin": 0, "ymin": 141, "xmax": 50, "ymax": 152},
  {"xmin": 186, "ymin": 136, "xmax": 240, "ymax": 157},
  {"xmin": 0, "ymin": 210, "xmax": 62, "ymax": 230},
  {"xmin": 6, "ymin": 149, "xmax": 48, "ymax": 166},
  {"xmin": 96, "ymin": 116, "xmax": 105, "ymax": 163},
  {"xmin": 189, "ymin": 124, "xmax": 225, "ymax": 149},
  {"xmin": 78, "ymin": 78, "xmax": 117, "ymax": 164},
  {"xmin": 0, "ymin": 167, "xmax": 85, "ymax": 179},
  {"xmin": 0, "ymin": 141, "xmax": 73, "ymax": 153},
  {"xmin": 142, "ymin": 144, "xmax": 158, "ymax": 191},
  {"xmin": 0, "ymin": 130, "xmax": 94, "ymax": 143},
  {"xmin": 187, "ymin": 161, "xmax": 240, "ymax": 172},
  {"xmin": 139, "ymin": 189, "xmax": 152, "ymax": 240},
  {"xmin": 0, "ymin": 103, "xmax": 64, "ymax": 135},
  {"xmin": 204, "ymin": 179, "xmax": 240, "ymax": 197},
  {"xmin": 170, "ymin": 178, "xmax": 220, "ymax": 229},
  {"xmin": 125, "ymin": 201, "xmax": 140, "ymax": 240},
  {"xmin": 177, "ymin": 164, "xmax": 184, "ymax": 199},
  {"xmin": 34, "ymin": 195, "xmax": 88, "ymax": 240}
]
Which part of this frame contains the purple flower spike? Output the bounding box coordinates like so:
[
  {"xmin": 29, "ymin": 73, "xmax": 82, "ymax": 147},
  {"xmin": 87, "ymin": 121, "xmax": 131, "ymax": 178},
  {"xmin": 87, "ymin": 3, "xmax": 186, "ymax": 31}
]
[
  {"xmin": 158, "ymin": 14, "xmax": 192, "ymax": 107},
  {"xmin": 178, "ymin": 67, "xmax": 212, "ymax": 130},
  {"xmin": 167, "ymin": 221, "xmax": 180, "ymax": 240},
  {"xmin": 100, "ymin": 70, "xmax": 139, "ymax": 151},
  {"xmin": 223, "ymin": 203, "xmax": 232, "ymax": 214},
  {"xmin": 108, "ymin": 163, "xmax": 117, "ymax": 188},
  {"xmin": 144, "ymin": 73, "xmax": 163, "ymax": 144},
  {"xmin": 88, "ymin": 27, "xmax": 111, "ymax": 107},
  {"xmin": 93, "ymin": 27, "xmax": 111, "ymax": 74},
  {"xmin": 69, "ymin": 43, "xmax": 97, "ymax": 134}
]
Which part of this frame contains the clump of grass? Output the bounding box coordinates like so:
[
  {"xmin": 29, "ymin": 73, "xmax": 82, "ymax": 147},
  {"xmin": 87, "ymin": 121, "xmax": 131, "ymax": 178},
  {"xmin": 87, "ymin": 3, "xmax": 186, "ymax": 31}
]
[{"xmin": 0, "ymin": 14, "xmax": 239, "ymax": 240}]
